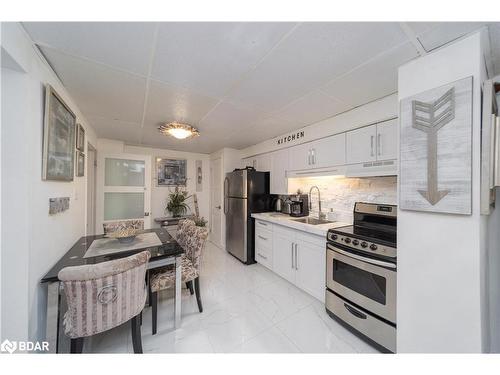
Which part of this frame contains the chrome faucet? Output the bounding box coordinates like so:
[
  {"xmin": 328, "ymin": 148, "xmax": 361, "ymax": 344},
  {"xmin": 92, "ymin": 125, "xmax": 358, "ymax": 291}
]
[{"xmin": 309, "ymin": 185, "xmax": 326, "ymax": 220}]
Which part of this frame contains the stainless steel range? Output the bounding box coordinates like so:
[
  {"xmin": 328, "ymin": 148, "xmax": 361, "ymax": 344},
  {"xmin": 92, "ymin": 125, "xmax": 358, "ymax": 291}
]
[{"xmin": 325, "ymin": 202, "xmax": 397, "ymax": 353}]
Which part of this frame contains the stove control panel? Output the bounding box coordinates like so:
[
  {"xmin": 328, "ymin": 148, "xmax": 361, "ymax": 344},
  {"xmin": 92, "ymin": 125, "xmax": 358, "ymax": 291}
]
[{"xmin": 327, "ymin": 231, "xmax": 396, "ymax": 259}]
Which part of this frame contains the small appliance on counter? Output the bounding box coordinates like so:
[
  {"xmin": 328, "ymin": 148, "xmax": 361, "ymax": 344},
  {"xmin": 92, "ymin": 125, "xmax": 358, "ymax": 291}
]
[
  {"xmin": 325, "ymin": 202, "xmax": 397, "ymax": 353},
  {"xmin": 289, "ymin": 194, "xmax": 309, "ymax": 217}
]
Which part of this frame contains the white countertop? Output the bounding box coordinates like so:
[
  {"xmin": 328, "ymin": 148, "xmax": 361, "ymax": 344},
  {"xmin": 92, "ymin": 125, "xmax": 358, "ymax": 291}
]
[{"xmin": 251, "ymin": 212, "xmax": 350, "ymax": 237}]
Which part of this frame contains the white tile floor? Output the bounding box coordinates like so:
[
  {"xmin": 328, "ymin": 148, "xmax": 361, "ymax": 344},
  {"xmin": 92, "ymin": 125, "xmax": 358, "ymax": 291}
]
[{"xmin": 86, "ymin": 241, "xmax": 380, "ymax": 353}]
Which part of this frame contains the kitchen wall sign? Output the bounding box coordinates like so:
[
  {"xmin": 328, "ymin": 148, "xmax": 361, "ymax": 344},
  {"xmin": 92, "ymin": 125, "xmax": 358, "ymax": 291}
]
[
  {"xmin": 195, "ymin": 160, "xmax": 203, "ymax": 192},
  {"xmin": 399, "ymin": 76, "xmax": 473, "ymax": 215},
  {"xmin": 277, "ymin": 130, "xmax": 304, "ymax": 145}
]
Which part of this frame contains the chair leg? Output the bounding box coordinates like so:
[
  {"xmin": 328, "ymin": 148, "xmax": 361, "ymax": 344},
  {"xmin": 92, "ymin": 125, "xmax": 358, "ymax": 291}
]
[
  {"xmin": 148, "ymin": 272, "xmax": 153, "ymax": 307},
  {"xmin": 194, "ymin": 277, "xmax": 203, "ymax": 313},
  {"xmin": 139, "ymin": 311, "xmax": 143, "ymax": 326},
  {"xmin": 70, "ymin": 337, "xmax": 84, "ymax": 354},
  {"xmin": 186, "ymin": 280, "xmax": 194, "ymax": 295},
  {"xmin": 131, "ymin": 314, "xmax": 143, "ymax": 354},
  {"xmin": 151, "ymin": 291, "xmax": 158, "ymax": 335}
]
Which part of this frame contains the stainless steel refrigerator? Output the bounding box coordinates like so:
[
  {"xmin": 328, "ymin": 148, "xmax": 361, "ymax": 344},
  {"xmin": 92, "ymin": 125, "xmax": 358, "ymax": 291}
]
[{"xmin": 224, "ymin": 168, "xmax": 270, "ymax": 264}]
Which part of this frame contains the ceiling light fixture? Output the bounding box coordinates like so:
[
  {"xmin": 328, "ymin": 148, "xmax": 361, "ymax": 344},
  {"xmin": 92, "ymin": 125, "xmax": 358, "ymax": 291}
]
[{"xmin": 158, "ymin": 122, "xmax": 200, "ymax": 140}]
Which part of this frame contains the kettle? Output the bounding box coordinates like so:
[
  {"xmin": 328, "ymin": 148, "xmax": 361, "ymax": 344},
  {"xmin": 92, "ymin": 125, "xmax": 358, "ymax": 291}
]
[{"xmin": 273, "ymin": 197, "xmax": 283, "ymax": 212}]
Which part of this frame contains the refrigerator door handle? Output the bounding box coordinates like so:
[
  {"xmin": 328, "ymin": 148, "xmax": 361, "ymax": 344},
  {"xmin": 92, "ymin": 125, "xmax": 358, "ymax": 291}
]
[{"xmin": 223, "ymin": 177, "xmax": 229, "ymax": 214}]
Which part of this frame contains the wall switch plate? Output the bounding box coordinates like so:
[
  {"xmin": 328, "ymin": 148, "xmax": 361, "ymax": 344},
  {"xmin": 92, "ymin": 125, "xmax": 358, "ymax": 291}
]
[{"xmin": 49, "ymin": 197, "xmax": 70, "ymax": 215}]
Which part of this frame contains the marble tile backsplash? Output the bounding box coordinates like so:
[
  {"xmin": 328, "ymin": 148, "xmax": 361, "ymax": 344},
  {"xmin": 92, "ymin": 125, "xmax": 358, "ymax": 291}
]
[{"xmin": 287, "ymin": 176, "xmax": 397, "ymax": 223}]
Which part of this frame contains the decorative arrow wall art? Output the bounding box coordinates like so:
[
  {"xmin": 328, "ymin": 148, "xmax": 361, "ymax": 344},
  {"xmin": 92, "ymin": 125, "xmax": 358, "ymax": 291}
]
[{"xmin": 399, "ymin": 77, "xmax": 473, "ymax": 215}]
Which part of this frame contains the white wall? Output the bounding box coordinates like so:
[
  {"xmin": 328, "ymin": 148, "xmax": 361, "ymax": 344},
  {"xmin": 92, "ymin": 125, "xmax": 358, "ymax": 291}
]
[
  {"xmin": 240, "ymin": 94, "xmax": 398, "ymax": 158},
  {"xmin": 1, "ymin": 22, "xmax": 97, "ymax": 343},
  {"xmin": 397, "ymin": 31, "xmax": 488, "ymax": 353},
  {"xmin": 125, "ymin": 144, "xmax": 211, "ymax": 224}
]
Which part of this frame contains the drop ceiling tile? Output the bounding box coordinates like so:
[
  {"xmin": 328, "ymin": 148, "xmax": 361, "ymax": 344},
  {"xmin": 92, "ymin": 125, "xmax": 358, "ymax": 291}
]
[
  {"xmin": 143, "ymin": 80, "xmax": 218, "ymax": 130},
  {"xmin": 410, "ymin": 22, "xmax": 487, "ymax": 52},
  {"xmin": 23, "ymin": 22, "xmax": 157, "ymax": 75},
  {"xmin": 41, "ymin": 47, "xmax": 147, "ymax": 123},
  {"xmin": 198, "ymin": 101, "xmax": 267, "ymax": 134},
  {"xmin": 151, "ymin": 22, "xmax": 296, "ymax": 98},
  {"xmin": 272, "ymin": 90, "xmax": 352, "ymax": 127},
  {"xmin": 226, "ymin": 22, "xmax": 408, "ymax": 113},
  {"xmin": 322, "ymin": 42, "xmax": 418, "ymax": 107},
  {"xmin": 89, "ymin": 117, "xmax": 142, "ymax": 144}
]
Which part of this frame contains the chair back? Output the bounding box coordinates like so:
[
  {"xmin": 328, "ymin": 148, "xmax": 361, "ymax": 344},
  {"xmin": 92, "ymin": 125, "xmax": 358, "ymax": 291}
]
[
  {"xmin": 175, "ymin": 219, "xmax": 195, "ymax": 249},
  {"xmin": 58, "ymin": 251, "xmax": 150, "ymax": 338},
  {"xmin": 103, "ymin": 219, "xmax": 144, "ymax": 235},
  {"xmin": 183, "ymin": 225, "xmax": 209, "ymax": 271}
]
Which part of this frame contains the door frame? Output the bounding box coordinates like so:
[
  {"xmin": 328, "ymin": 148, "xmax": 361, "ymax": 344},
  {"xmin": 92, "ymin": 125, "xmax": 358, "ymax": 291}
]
[
  {"xmin": 86, "ymin": 142, "xmax": 97, "ymax": 236},
  {"xmin": 96, "ymin": 152, "xmax": 151, "ymax": 234},
  {"xmin": 209, "ymin": 157, "xmax": 223, "ymax": 248}
]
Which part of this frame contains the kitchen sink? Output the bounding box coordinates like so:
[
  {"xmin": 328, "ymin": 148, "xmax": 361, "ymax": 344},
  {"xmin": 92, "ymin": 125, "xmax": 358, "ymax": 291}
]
[{"xmin": 292, "ymin": 217, "xmax": 334, "ymax": 225}]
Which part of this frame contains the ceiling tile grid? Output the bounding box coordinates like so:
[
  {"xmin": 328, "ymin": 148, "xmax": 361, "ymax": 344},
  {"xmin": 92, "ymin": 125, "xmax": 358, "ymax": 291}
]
[{"xmin": 22, "ymin": 22, "xmax": 500, "ymax": 153}]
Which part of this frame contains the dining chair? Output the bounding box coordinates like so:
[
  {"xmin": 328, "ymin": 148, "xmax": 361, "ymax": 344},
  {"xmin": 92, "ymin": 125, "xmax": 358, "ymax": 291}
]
[
  {"xmin": 58, "ymin": 250, "xmax": 151, "ymax": 353},
  {"xmin": 103, "ymin": 219, "xmax": 144, "ymax": 235},
  {"xmin": 149, "ymin": 223, "xmax": 208, "ymax": 334}
]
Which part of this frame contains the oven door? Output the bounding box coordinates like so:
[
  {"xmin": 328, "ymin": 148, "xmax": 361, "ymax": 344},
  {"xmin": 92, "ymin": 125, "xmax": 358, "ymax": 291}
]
[{"xmin": 326, "ymin": 243, "xmax": 396, "ymax": 323}]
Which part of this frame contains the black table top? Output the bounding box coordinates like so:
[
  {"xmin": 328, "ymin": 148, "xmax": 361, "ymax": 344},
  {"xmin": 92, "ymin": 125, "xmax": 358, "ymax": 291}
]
[{"xmin": 41, "ymin": 228, "xmax": 184, "ymax": 283}]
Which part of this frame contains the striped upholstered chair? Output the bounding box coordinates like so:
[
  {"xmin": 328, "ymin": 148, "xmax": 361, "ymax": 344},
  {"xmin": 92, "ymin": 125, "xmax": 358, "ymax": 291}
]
[
  {"xmin": 149, "ymin": 221, "xmax": 208, "ymax": 334},
  {"xmin": 58, "ymin": 251, "xmax": 150, "ymax": 353}
]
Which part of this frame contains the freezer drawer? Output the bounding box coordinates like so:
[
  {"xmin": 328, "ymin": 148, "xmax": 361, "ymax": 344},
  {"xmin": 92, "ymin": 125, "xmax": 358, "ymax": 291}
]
[
  {"xmin": 326, "ymin": 289, "xmax": 396, "ymax": 353},
  {"xmin": 225, "ymin": 197, "xmax": 247, "ymax": 262}
]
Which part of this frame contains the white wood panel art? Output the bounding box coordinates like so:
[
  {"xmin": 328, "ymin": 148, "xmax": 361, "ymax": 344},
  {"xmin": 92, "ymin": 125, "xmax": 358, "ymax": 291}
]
[{"xmin": 399, "ymin": 76, "xmax": 473, "ymax": 215}]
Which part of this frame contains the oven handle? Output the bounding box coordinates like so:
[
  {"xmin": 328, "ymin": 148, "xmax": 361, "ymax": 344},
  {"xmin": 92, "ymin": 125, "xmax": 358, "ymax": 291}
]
[
  {"xmin": 344, "ymin": 303, "xmax": 367, "ymax": 320},
  {"xmin": 327, "ymin": 243, "xmax": 397, "ymax": 269}
]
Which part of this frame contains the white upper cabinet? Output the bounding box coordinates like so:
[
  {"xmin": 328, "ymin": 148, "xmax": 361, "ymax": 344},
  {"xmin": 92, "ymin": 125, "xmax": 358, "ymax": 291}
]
[
  {"xmin": 270, "ymin": 148, "xmax": 289, "ymax": 195},
  {"xmin": 311, "ymin": 133, "xmax": 346, "ymax": 168},
  {"xmin": 241, "ymin": 157, "xmax": 255, "ymax": 169},
  {"xmin": 256, "ymin": 153, "xmax": 271, "ymax": 172},
  {"xmin": 376, "ymin": 119, "xmax": 398, "ymax": 161},
  {"xmin": 346, "ymin": 124, "xmax": 378, "ymax": 164},
  {"xmin": 289, "ymin": 142, "xmax": 312, "ymax": 171}
]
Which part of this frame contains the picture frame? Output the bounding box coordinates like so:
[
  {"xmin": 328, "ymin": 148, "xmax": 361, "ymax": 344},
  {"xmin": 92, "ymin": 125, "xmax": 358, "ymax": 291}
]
[
  {"xmin": 399, "ymin": 76, "xmax": 473, "ymax": 215},
  {"xmin": 76, "ymin": 123, "xmax": 85, "ymax": 151},
  {"xmin": 156, "ymin": 157, "xmax": 187, "ymax": 186},
  {"xmin": 42, "ymin": 84, "xmax": 76, "ymax": 181},
  {"xmin": 76, "ymin": 151, "xmax": 85, "ymax": 177}
]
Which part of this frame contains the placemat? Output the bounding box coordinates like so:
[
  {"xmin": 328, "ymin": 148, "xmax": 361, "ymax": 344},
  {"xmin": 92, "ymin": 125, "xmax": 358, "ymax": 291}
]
[{"xmin": 84, "ymin": 232, "xmax": 162, "ymax": 259}]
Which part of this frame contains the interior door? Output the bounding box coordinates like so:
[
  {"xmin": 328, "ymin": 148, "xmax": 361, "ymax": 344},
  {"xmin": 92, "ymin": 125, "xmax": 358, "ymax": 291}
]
[
  {"xmin": 97, "ymin": 153, "xmax": 151, "ymax": 234},
  {"xmin": 295, "ymin": 240, "xmax": 326, "ymax": 302},
  {"xmin": 376, "ymin": 119, "xmax": 398, "ymax": 161},
  {"xmin": 272, "ymin": 231, "xmax": 295, "ymax": 284},
  {"xmin": 346, "ymin": 124, "xmax": 377, "ymax": 164},
  {"xmin": 210, "ymin": 157, "xmax": 222, "ymax": 248}
]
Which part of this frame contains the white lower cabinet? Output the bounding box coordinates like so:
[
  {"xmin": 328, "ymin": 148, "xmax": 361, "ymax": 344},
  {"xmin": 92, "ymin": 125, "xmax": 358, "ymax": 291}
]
[{"xmin": 255, "ymin": 221, "xmax": 326, "ymax": 302}]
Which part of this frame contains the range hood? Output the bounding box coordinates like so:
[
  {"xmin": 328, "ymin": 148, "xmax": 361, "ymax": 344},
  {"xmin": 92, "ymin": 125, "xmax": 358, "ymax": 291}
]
[{"xmin": 345, "ymin": 160, "xmax": 397, "ymax": 178}]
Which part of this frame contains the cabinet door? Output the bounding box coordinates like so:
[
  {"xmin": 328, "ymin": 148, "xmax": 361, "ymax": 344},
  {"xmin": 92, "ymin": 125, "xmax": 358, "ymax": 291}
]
[
  {"xmin": 346, "ymin": 124, "xmax": 377, "ymax": 164},
  {"xmin": 376, "ymin": 119, "xmax": 398, "ymax": 161},
  {"xmin": 256, "ymin": 154, "xmax": 271, "ymax": 172},
  {"xmin": 295, "ymin": 240, "xmax": 326, "ymax": 302},
  {"xmin": 270, "ymin": 149, "xmax": 289, "ymax": 195},
  {"xmin": 289, "ymin": 142, "xmax": 312, "ymax": 171},
  {"xmin": 272, "ymin": 231, "xmax": 295, "ymax": 284},
  {"xmin": 311, "ymin": 133, "xmax": 346, "ymax": 168}
]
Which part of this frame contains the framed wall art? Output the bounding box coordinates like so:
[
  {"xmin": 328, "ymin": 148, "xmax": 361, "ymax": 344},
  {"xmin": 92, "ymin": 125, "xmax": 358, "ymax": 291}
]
[
  {"xmin": 76, "ymin": 123, "xmax": 85, "ymax": 151},
  {"xmin": 156, "ymin": 158, "xmax": 187, "ymax": 186},
  {"xmin": 76, "ymin": 151, "xmax": 85, "ymax": 177},
  {"xmin": 196, "ymin": 160, "xmax": 203, "ymax": 192},
  {"xmin": 42, "ymin": 84, "xmax": 76, "ymax": 181},
  {"xmin": 399, "ymin": 76, "xmax": 473, "ymax": 215}
]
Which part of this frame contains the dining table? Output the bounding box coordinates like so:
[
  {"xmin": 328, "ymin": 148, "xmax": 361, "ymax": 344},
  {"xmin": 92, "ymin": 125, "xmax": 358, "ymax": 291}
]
[{"xmin": 40, "ymin": 228, "xmax": 184, "ymax": 353}]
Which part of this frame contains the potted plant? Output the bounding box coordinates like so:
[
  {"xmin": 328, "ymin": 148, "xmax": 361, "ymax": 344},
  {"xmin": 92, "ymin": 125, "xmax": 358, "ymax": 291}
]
[{"xmin": 166, "ymin": 186, "xmax": 190, "ymax": 217}]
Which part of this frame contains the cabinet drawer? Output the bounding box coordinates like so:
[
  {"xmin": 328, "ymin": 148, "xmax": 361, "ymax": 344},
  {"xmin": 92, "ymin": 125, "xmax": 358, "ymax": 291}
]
[
  {"xmin": 255, "ymin": 229, "xmax": 273, "ymax": 250},
  {"xmin": 273, "ymin": 224, "xmax": 296, "ymax": 238},
  {"xmin": 255, "ymin": 219, "xmax": 272, "ymax": 230},
  {"xmin": 255, "ymin": 245, "xmax": 272, "ymax": 269}
]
